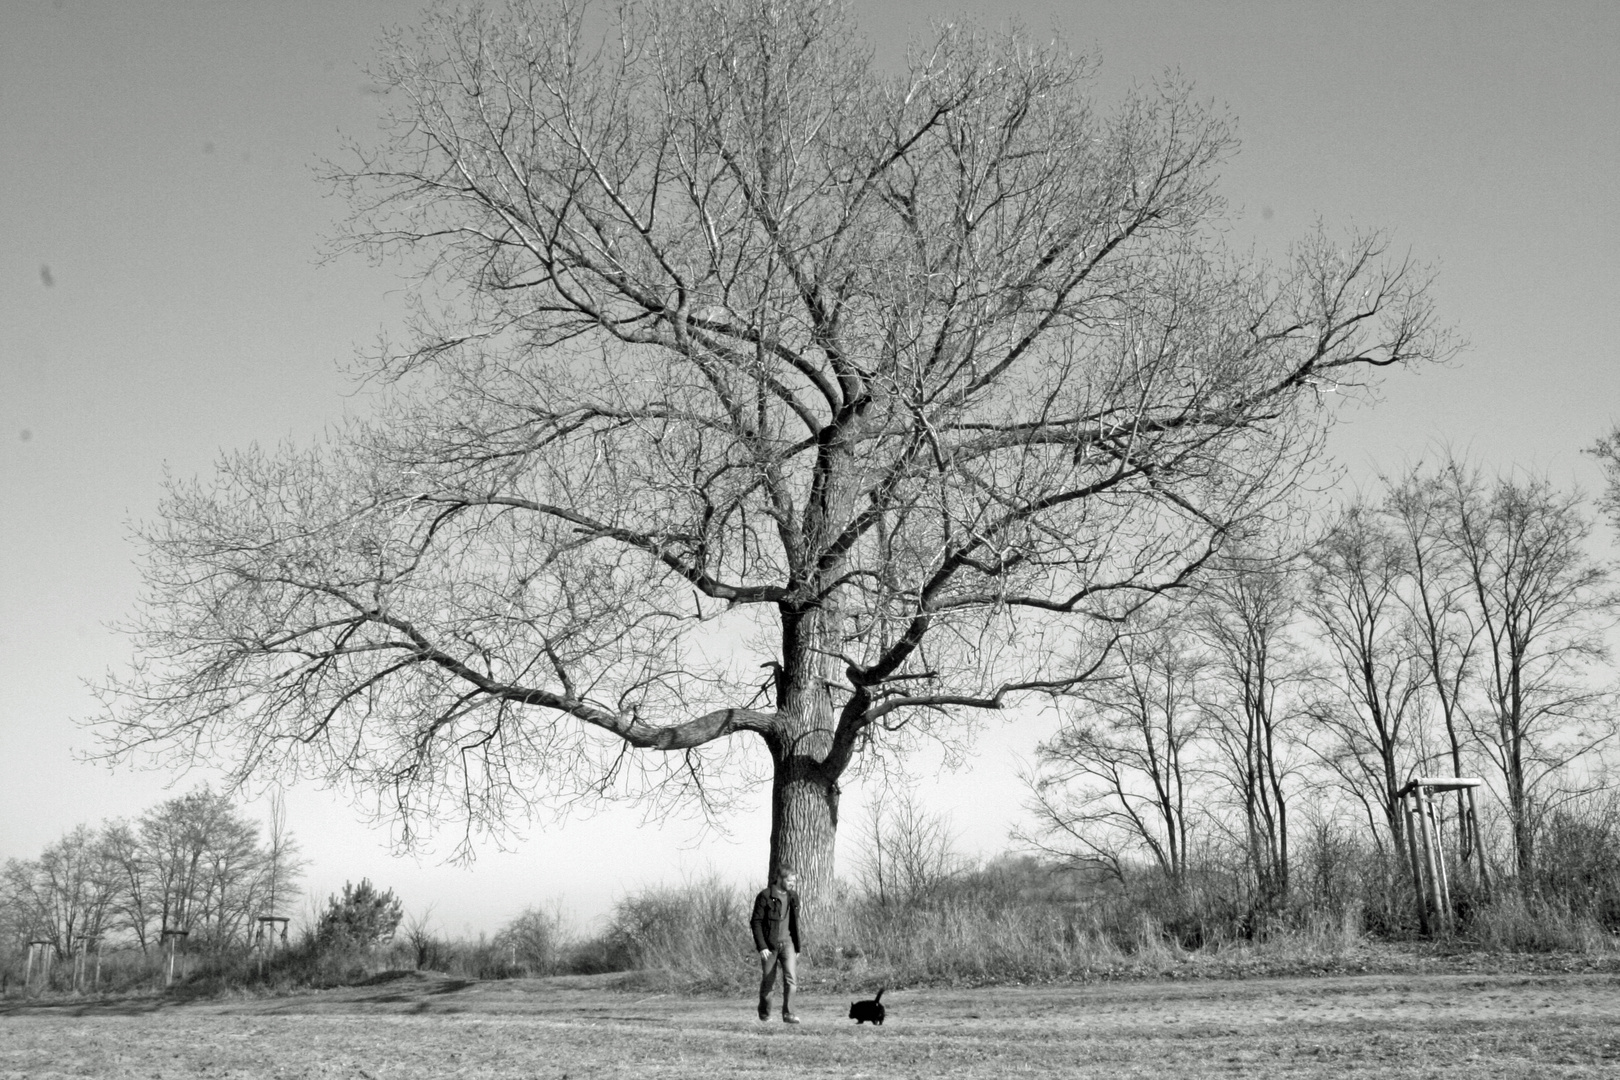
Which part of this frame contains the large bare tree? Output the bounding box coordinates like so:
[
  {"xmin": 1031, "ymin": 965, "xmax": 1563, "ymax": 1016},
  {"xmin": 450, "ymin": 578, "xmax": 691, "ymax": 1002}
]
[
  {"xmin": 97, "ymin": 0, "xmax": 1448, "ymax": 902},
  {"xmin": 1023, "ymin": 621, "xmax": 1205, "ymax": 885},
  {"xmin": 1428, "ymin": 462, "xmax": 1615, "ymax": 883},
  {"xmin": 11, "ymin": 792, "xmax": 298, "ymax": 957},
  {"xmin": 1303, "ymin": 503, "xmax": 1429, "ymax": 855},
  {"xmin": 1385, "ymin": 467, "xmax": 1488, "ymax": 885},
  {"xmin": 0, "ymin": 827, "xmax": 119, "ymax": 960},
  {"xmin": 1198, "ymin": 557, "xmax": 1304, "ymax": 901}
]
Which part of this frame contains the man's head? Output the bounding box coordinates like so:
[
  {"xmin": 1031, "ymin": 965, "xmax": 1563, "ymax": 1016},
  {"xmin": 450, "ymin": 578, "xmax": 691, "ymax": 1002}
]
[{"xmin": 776, "ymin": 869, "xmax": 799, "ymax": 891}]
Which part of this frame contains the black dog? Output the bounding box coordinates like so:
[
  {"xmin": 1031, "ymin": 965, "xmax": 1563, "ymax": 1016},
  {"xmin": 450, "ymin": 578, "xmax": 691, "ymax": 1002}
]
[{"xmin": 848, "ymin": 987, "xmax": 886, "ymax": 1025}]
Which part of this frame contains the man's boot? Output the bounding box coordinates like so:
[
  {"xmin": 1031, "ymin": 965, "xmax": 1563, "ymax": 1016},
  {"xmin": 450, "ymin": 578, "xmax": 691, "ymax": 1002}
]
[{"xmin": 782, "ymin": 982, "xmax": 799, "ymax": 1024}]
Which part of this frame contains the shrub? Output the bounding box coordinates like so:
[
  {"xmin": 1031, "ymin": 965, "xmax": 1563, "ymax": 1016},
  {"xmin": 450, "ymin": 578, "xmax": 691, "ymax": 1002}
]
[
  {"xmin": 495, "ymin": 905, "xmax": 567, "ymax": 976},
  {"xmin": 1534, "ymin": 801, "xmax": 1620, "ymax": 929},
  {"xmin": 316, "ymin": 879, "xmax": 404, "ymax": 948},
  {"xmin": 1466, "ymin": 892, "xmax": 1613, "ymax": 952},
  {"xmin": 601, "ymin": 876, "xmax": 751, "ymax": 990}
]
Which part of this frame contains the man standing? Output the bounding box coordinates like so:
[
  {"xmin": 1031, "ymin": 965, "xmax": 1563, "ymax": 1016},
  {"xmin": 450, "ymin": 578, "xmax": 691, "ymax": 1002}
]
[{"xmin": 750, "ymin": 869, "xmax": 802, "ymax": 1023}]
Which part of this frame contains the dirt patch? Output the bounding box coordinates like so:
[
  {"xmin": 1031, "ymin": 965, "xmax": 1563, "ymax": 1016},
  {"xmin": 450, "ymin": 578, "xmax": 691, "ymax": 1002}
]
[{"xmin": 4, "ymin": 972, "xmax": 1619, "ymax": 1078}]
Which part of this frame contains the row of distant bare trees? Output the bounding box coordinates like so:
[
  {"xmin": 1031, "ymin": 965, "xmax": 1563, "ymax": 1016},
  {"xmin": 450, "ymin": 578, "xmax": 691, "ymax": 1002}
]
[
  {"xmin": 0, "ymin": 789, "xmax": 300, "ymax": 960},
  {"xmin": 1023, "ymin": 455, "xmax": 1617, "ymax": 903}
]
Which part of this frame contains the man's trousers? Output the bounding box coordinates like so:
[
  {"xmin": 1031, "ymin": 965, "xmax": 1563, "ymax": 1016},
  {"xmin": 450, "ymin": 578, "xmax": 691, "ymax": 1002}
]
[{"xmin": 758, "ymin": 944, "xmax": 797, "ymax": 1018}]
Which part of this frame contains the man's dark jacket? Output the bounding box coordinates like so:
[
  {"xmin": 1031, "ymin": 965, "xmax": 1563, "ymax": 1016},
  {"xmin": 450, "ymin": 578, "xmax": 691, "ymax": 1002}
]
[{"xmin": 750, "ymin": 885, "xmax": 802, "ymax": 952}]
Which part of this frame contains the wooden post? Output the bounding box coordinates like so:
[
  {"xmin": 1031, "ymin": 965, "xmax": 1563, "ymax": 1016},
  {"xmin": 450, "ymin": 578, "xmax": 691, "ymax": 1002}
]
[
  {"xmin": 1426, "ymin": 794, "xmax": 1454, "ymax": 930},
  {"xmin": 1402, "ymin": 797, "xmax": 1430, "ymax": 936},
  {"xmin": 160, "ymin": 929, "xmax": 190, "ymax": 988},
  {"xmin": 1413, "ymin": 783, "xmax": 1445, "ymax": 933}
]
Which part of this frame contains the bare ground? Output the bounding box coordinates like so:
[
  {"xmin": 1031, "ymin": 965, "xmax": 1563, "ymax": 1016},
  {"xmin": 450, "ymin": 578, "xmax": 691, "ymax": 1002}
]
[{"xmin": 4, "ymin": 970, "xmax": 1619, "ymax": 1078}]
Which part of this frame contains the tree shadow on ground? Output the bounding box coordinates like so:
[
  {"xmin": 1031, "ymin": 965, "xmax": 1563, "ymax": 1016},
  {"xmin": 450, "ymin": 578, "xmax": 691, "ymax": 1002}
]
[{"xmin": 0, "ymin": 993, "xmax": 179, "ymax": 1017}]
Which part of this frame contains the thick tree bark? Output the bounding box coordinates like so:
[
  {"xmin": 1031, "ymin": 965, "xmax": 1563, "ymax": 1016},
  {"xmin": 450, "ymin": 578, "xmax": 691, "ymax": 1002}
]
[
  {"xmin": 768, "ymin": 748, "xmax": 839, "ymax": 905},
  {"xmin": 767, "ymin": 642, "xmax": 842, "ymax": 895}
]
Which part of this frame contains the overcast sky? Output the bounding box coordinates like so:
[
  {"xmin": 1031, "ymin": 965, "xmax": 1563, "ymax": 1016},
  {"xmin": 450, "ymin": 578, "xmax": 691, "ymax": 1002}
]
[{"xmin": 3, "ymin": 0, "xmax": 1617, "ymax": 935}]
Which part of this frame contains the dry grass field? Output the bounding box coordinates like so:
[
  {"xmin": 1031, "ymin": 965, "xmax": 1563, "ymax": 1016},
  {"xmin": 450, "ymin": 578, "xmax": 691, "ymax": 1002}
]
[{"xmin": 4, "ymin": 970, "xmax": 1619, "ymax": 1079}]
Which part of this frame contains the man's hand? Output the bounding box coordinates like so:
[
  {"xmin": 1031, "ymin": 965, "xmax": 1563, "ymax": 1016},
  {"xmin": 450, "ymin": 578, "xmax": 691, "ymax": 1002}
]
[{"xmin": 759, "ymin": 948, "xmax": 771, "ymax": 960}]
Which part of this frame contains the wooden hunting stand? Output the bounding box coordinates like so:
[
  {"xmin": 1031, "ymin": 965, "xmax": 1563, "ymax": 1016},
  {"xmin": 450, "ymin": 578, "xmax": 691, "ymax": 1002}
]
[
  {"xmin": 254, "ymin": 915, "xmax": 290, "ymax": 974},
  {"xmin": 23, "ymin": 941, "xmax": 53, "ymax": 992},
  {"xmin": 73, "ymin": 935, "xmax": 102, "ymax": 993},
  {"xmin": 1398, "ymin": 776, "xmax": 1484, "ymax": 935},
  {"xmin": 159, "ymin": 928, "xmax": 190, "ymax": 987}
]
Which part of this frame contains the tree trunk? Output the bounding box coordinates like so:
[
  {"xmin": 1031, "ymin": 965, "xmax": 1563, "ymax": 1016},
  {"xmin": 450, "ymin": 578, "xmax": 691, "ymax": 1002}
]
[
  {"xmin": 767, "ymin": 414, "xmax": 863, "ymax": 929},
  {"xmin": 1508, "ymin": 765, "xmax": 1534, "ymax": 889},
  {"xmin": 768, "ymin": 751, "xmax": 839, "ymax": 908},
  {"xmin": 766, "ymin": 608, "xmax": 845, "ymax": 936}
]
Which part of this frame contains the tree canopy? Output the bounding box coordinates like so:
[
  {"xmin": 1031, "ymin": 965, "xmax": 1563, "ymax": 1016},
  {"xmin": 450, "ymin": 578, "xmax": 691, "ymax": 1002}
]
[{"xmin": 98, "ymin": 0, "xmax": 1450, "ymax": 892}]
